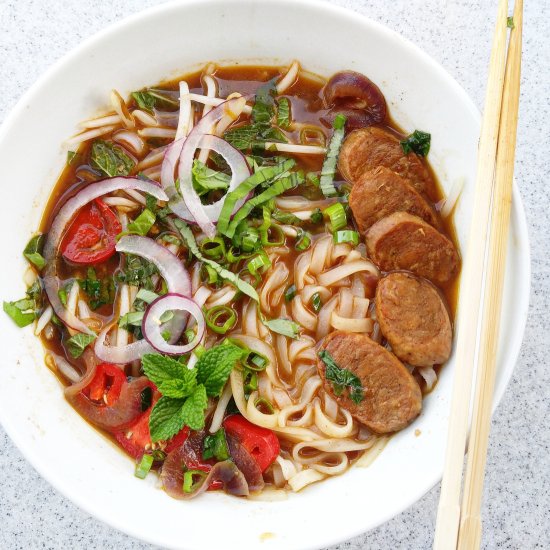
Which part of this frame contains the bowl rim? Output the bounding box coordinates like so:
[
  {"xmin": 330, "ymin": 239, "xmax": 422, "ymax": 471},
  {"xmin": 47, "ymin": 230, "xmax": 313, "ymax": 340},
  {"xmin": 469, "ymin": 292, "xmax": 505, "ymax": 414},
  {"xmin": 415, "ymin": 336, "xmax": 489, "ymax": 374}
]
[{"xmin": 0, "ymin": 0, "xmax": 531, "ymax": 547}]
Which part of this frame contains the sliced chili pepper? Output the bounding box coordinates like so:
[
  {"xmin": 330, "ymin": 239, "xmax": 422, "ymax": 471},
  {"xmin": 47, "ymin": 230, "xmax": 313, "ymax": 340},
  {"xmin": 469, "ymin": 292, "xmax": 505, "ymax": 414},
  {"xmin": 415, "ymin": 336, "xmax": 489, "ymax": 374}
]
[
  {"xmin": 61, "ymin": 198, "xmax": 121, "ymax": 264},
  {"xmin": 223, "ymin": 415, "xmax": 280, "ymax": 472},
  {"xmin": 85, "ymin": 363, "xmax": 126, "ymax": 406}
]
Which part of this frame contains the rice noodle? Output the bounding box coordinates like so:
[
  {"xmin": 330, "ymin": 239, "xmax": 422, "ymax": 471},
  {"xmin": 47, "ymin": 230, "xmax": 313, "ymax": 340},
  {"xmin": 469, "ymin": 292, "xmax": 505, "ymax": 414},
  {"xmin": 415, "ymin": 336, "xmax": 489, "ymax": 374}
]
[
  {"xmin": 175, "ymin": 81, "xmax": 192, "ymax": 140},
  {"xmin": 440, "ymin": 177, "xmax": 464, "ymax": 218},
  {"xmin": 79, "ymin": 113, "xmax": 121, "ymax": 129},
  {"xmin": 65, "ymin": 125, "xmax": 117, "ymax": 146},
  {"xmin": 132, "ymin": 109, "xmax": 158, "ymax": 127},
  {"xmin": 138, "ymin": 127, "xmax": 177, "ymax": 139},
  {"xmin": 264, "ymin": 142, "xmax": 326, "ymax": 155},
  {"xmin": 113, "ymin": 130, "xmax": 146, "ymax": 156},
  {"xmin": 185, "ymin": 93, "xmax": 253, "ymax": 115},
  {"xmin": 418, "ymin": 366, "xmax": 438, "ymax": 391},
  {"xmin": 317, "ymin": 260, "xmax": 379, "ymax": 287},
  {"xmin": 276, "ymin": 60, "xmax": 300, "ymax": 94},
  {"xmin": 202, "ymin": 75, "xmax": 217, "ymax": 116},
  {"xmin": 110, "ymin": 89, "xmax": 135, "ymax": 129},
  {"xmin": 34, "ymin": 305, "xmax": 53, "ymax": 336},
  {"xmin": 209, "ymin": 381, "xmax": 233, "ymax": 433}
]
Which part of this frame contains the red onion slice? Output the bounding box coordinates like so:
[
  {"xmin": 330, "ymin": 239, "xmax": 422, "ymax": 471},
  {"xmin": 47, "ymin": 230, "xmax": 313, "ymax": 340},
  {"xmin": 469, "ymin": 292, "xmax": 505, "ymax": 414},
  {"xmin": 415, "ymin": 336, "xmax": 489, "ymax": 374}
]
[
  {"xmin": 95, "ymin": 236, "xmax": 192, "ymax": 363},
  {"xmin": 160, "ymin": 97, "xmax": 250, "ymax": 234},
  {"xmin": 42, "ymin": 177, "xmax": 168, "ymax": 334},
  {"xmin": 142, "ymin": 293, "xmax": 205, "ymax": 355}
]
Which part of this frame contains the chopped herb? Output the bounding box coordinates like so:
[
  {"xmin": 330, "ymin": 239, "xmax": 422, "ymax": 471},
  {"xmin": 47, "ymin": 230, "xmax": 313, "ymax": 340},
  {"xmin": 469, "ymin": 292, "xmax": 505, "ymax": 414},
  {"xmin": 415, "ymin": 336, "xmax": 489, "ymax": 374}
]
[
  {"xmin": 183, "ymin": 469, "xmax": 208, "ymax": 493},
  {"xmin": 251, "ymin": 78, "xmax": 277, "ymax": 127},
  {"xmin": 67, "ymin": 151, "xmax": 78, "ymax": 165},
  {"xmin": 116, "ymin": 254, "xmax": 157, "ymax": 290},
  {"xmin": 23, "ymin": 234, "xmax": 46, "ymax": 270},
  {"xmin": 295, "ymin": 229, "xmax": 312, "ymax": 251},
  {"xmin": 134, "ymin": 454, "xmax": 154, "ymax": 479},
  {"xmin": 271, "ymin": 208, "xmax": 302, "ymax": 225},
  {"xmin": 276, "ymin": 97, "xmax": 291, "ymax": 129},
  {"xmin": 319, "ymin": 349, "xmax": 363, "ymax": 404},
  {"xmin": 202, "ymin": 428, "xmax": 230, "ymax": 461},
  {"xmin": 66, "ymin": 332, "xmax": 96, "ymax": 359},
  {"xmin": 263, "ymin": 318, "xmax": 301, "ymax": 339},
  {"xmin": 3, "ymin": 300, "xmax": 35, "ymax": 328},
  {"xmin": 132, "ymin": 89, "xmax": 179, "ymax": 112},
  {"xmin": 91, "ymin": 140, "xmax": 135, "ymax": 177},
  {"xmin": 311, "ymin": 292, "xmax": 322, "ymax": 313},
  {"xmin": 192, "ymin": 160, "xmax": 231, "ymax": 196},
  {"xmin": 400, "ymin": 130, "xmax": 431, "ymax": 157},
  {"xmin": 284, "ymin": 284, "xmax": 297, "ymax": 302},
  {"xmin": 507, "ymin": 16, "xmax": 514, "ymax": 29},
  {"xmin": 174, "ymin": 219, "xmax": 259, "ymax": 302},
  {"xmin": 122, "ymin": 208, "xmax": 156, "ymax": 237},
  {"xmin": 320, "ymin": 114, "xmax": 347, "ymax": 197},
  {"xmin": 78, "ymin": 268, "xmax": 114, "ymax": 309},
  {"xmin": 310, "ymin": 208, "xmax": 323, "ymax": 224},
  {"xmin": 118, "ymin": 310, "xmax": 145, "ymax": 330}
]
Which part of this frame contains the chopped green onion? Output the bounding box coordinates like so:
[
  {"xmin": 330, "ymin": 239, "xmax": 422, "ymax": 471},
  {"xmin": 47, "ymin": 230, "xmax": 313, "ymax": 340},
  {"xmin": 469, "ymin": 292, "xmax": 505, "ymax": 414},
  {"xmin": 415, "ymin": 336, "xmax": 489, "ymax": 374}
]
[
  {"xmin": 174, "ymin": 220, "xmax": 259, "ymax": 302},
  {"xmin": 241, "ymin": 228, "xmax": 261, "ymax": 252},
  {"xmin": 311, "ymin": 292, "xmax": 322, "ymax": 313},
  {"xmin": 271, "ymin": 209, "xmax": 302, "ymax": 225},
  {"xmin": 244, "ymin": 350, "xmax": 269, "ymax": 371},
  {"xmin": 254, "ymin": 397, "xmax": 275, "ymax": 414},
  {"xmin": 202, "ymin": 429, "xmax": 230, "ymax": 461},
  {"xmin": 244, "ymin": 371, "xmax": 258, "ymax": 394},
  {"xmin": 296, "ymin": 229, "xmax": 312, "ymax": 251},
  {"xmin": 248, "ymin": 251, "xmax": 272, "ymax": 276},
  {"xmin": 310, "ymin": 208, "xmax": 323, "ymax": 224},
  {"xmin": 58, "ymin": 288, "xmax": 68, "ymax": 307},
  {"xmin": 226, "ymin": 246, "xmax": 254, "ymax": 264},
  {"xmin": 217, "ymin": 159, "xmax": 295, "ymax": 236},
  {"xmin": 225, "ymin": 172, "xmax": 302, "ymax": 238},
  {"xmin": 23, "ymin": 234, "xmax": 46, "ymax": 270},
  {"xmin": 262, "ymin": 318, "xmax": 301, "ymax": 339},
  {"xmin": 333, "ymin": 230, "xmax": 359, "ymax": 246},
  {"xmin": 201, "ymin": 264, "xmax": 219, "ymax": 284},
  {"xmin": 319, "ymin": 114, "xmax": 347, "ymax": 197},
  {"xmin": 151, "ymin": 449, "xmax": 167, "ymax": 462},
  {"xmin": 183, "ymin": 469, "xmax": 208, "ymax": 493},
  {"xmin": 205, "ymin": 305, "xmax": 237, "ymax": 334},
  {"xmin": 199, "ymin": 237, "xmax": 226, "ymax": 260},
  {"xmin": 134, "ymin": 454, "xmax": 154, "ymax": 479},
  {"xmin": 324, "ymin": 202, "xmax": 347, "ymax": 232},
  {"xmin": 260, "ymin": 223, "xmax": 286, "ymax": 247},
  {"xmin": 284, "ymin": 284, "xmax": 297, "ymax": 302}
]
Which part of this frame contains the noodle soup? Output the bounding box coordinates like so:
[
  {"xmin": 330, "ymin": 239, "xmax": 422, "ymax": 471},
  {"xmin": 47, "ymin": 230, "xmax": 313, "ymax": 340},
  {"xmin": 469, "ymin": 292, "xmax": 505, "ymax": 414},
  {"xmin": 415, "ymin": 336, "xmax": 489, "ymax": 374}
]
[{"xmin": 5, "ymin": 61, "xmax": 459, "ymax": 499}]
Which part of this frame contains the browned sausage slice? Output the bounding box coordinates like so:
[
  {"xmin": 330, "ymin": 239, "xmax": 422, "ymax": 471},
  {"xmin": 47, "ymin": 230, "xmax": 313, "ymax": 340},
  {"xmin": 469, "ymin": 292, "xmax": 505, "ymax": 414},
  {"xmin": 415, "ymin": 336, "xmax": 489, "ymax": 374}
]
[
  {"xmin": 375, "ymin": 272, "xmax": 452, "ymax": 367},
  {"xmin": 349, "ymin": 166, "xmax": 440, "ymax": 234},
  {"xmin": 366, "ymin": 212, "xmax": 460, "ymax": 286},
  {"xmin": 338, "ymin": 127, "xmax": 433, "ymax": 194},
  {"xmin": 317, "ymin": 330, "xmax": 422, "ymax": 434}
]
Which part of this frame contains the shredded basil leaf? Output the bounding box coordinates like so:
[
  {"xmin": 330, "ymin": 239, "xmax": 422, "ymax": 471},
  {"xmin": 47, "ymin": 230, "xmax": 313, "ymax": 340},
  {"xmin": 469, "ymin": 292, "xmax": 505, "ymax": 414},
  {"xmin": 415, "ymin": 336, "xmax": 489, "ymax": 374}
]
[
  {"xmin": 192, "ymin": 159, "xmax": 231, "ymax": 196},
  {"xmin": 276, "ymin": 97, "xmax": 291, "ymax": 129},
  {"xmin": 320, "ymin": 114, "xmax": 347, "ymax": 198},
  {"xmin": 91, "ymin": 140, "xmax": 135, "ymax": 177},
  {"xmin": 121, "ymin": 208, "xmax": 156, "ymax": 237},
  {"xmin": 263, "ymin": 318, "xmax": 301, "ymax": 339}
]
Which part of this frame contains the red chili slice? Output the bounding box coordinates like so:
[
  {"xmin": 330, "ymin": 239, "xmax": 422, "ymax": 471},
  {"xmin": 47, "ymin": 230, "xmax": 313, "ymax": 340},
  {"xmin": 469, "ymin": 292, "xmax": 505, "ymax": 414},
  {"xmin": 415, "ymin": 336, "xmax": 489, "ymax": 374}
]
[
  {"xmin": 61, "ymin": 198, "xmax": 121, "ymax": 264},
  {"xmin": 85, "ymin": 363, "xmax": 126, "ymax": 406},
  {"xmin": 223, "ymin": 415, "xmax": 280, "ymax": 472}
]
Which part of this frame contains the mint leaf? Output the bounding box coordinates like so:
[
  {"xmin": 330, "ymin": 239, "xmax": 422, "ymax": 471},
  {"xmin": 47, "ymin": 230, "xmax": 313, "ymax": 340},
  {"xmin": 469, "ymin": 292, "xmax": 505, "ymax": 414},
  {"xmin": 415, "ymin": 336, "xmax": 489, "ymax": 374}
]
[
  {"xmin": 319, "ymin": 350, "xmax": 363, "ymax": 404},
  {"xmin": 66, "ymin": 332, "xmax": 96, "ymax": 358},
  {"xmin": 132, "ymin": 91, "xmax": 156, "ymax": 112},
  {"xmin": 263, "ymin": 318, "xmax": 301, "ymax": 339},
  {"xmin": 149, "ymin": 396, "xmax": 186, "ymax": 442},
  {"xmin": 192, "ymin": 160, "xmax": 230, "ymax": 196},
  {"xmin": 158, "ymin": 377, "xmax": 197, "ymax": 399},
  {"xmin": 122, "ymin": 208, "xmax": 156, "ymax": 237},
  {"xmin": 180, "ymin": 385, "xmax": 207, "ymax": 430},
  {"xmin": 196, "ymin": 343, "xmax": 244, "ymax": 397},
  {"xmin": 142, "ymin": 354, "xmax": 189, "ymax": 386},
  {"xmin": 118, "ymin": 311, "xmax": 144, "ymax": 330}
]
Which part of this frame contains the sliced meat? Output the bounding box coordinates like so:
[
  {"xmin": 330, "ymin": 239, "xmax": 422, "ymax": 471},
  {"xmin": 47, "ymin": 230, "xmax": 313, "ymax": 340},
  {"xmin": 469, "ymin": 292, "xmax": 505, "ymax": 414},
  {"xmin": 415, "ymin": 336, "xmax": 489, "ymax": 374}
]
[
  {"xmin": 375, "ymin": 272, "xmax": 452, "ymax": 367},
  {"xmin": 317, "ymin": 330, "xmax": 422, "ymax": 434},
  {"xmin": 349, "ymin": 166, "xmax": 440, "ymax": 234},
  {"xmin": 366, "ymin": 212, "xmax": 460, "ymax": 286},
  {"xmin": 338, "ymin": 127, "xmax": 433, "ymax": 194}
]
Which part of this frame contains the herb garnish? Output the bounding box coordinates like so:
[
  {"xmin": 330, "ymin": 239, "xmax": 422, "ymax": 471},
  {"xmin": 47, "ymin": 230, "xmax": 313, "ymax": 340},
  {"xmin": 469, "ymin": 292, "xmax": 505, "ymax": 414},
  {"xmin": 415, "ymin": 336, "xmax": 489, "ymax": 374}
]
[
  {"xmin": 263, "ymin": 318, "xmax": 301, "ymax": 339},
  {"xmin": 66, "ymin": 332, "xmax": 96, "ymax": 358},
  {"xmin": 145, "ymin": 342, "xmax": 245, "ymax": 441},
  {"xmin": 23, "ymin": 234, "xmax": 46, "ymax": 270},
  {"xmin": 276, "ymin": 97, "xmax": 291, "ymax": 129},
  {"xmin": 91, "ymin": 140, "xmax": 135, "ymax": 177},
  {"xmin": 319, "ymin": 350, "xmax": 364, "ymax": 404},
  {"xmin": 78, "ymin": 268, "xmax": 114, "ymax": 310},
  {"xmin": 507, "ymin": 16, "xmax": 514, "ymax": 29},
  {"xmin": 400, "ymin": 130, "xmax": 431, "ymax": 157},
  {"xmin": 203, "ymin": 428, "xmax": 230, "ymax": 461}
]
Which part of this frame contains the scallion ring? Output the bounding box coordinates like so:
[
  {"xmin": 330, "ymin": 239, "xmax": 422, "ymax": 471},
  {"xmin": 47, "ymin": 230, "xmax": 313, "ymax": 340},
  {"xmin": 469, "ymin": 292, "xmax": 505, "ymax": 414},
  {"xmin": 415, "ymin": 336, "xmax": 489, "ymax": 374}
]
[
  {"xmin": 134, "ymin": 454, "xmax": 154, "ymax": 479},
  {"xmin": 324, "ymin": 202, "xmax": 347, "ymax": 232},
  {"xmin": 204, "ymin": 305, "xmax": 237, "ymax": 334},
  {"xmin": 183, "ymin": 469, "xmax": 208, "ymax": 493},
  {"xmin": 333, "ymin": 230, "xmax": 359, "ymax": 246},
  {"xmin": 296, "ymin": 229, "xmax": 312, "ymax": 251},
  {"xmin": 199, "ymin": 237, "xmax": 226, "ymax": 260}
]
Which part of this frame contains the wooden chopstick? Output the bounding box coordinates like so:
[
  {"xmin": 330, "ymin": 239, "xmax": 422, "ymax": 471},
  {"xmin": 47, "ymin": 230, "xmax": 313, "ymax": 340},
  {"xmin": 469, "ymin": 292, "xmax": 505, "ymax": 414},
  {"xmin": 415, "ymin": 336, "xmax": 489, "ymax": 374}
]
[
  {"xmin": 456, "ymin": 1, "xmax": 523, "ymax": 548},
  {"xmin": 433, "ymin": 1, "xmax": 510, "ymax": 549}
]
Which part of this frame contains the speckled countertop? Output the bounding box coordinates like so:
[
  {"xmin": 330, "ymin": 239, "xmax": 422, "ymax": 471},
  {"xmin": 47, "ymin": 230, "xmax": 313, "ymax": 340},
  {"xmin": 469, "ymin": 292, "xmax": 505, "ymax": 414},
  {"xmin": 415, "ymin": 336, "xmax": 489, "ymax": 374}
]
[{"xmin": 0, "ymin": 0, "xmax": 548, "ymax": 548}]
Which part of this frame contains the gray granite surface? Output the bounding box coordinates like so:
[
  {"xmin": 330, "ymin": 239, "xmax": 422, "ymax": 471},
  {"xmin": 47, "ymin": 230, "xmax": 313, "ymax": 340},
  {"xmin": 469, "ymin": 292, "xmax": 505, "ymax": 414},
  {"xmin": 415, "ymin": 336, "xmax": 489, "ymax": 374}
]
[{"xmin": 0, "ymin": 0, "xmax": 548, "ymax": 548}]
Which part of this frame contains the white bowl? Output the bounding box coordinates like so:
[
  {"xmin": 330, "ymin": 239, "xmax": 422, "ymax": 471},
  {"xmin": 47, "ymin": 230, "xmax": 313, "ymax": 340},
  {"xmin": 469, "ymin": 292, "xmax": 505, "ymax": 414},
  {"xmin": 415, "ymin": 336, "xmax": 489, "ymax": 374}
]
[{"xmin": 0, "ymin": 1, "xmax": 530, "ymax": 549}]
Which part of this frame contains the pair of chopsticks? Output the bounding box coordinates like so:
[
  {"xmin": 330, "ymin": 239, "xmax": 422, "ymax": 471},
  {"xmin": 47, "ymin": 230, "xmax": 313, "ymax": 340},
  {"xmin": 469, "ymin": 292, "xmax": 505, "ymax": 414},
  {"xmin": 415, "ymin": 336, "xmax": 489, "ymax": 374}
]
[{"xmin": 433, "ymin": 0, "xmax": 523, "ymax": 549}]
